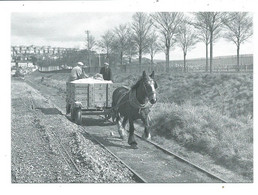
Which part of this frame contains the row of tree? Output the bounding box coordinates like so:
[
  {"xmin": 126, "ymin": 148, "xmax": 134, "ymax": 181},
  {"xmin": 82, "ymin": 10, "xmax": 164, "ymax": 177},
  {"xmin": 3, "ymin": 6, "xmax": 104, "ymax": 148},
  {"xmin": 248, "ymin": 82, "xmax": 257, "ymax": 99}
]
[{"xmin": 85, "ymin": 12, "xmax": 253, "ymax": 72}]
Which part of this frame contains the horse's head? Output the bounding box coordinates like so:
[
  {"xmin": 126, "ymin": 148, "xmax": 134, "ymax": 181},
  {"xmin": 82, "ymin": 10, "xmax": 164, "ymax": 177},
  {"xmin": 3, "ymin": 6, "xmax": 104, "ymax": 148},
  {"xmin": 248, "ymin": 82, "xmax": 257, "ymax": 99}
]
[{"xmin": 142, "ymin": 71, "xmax": 158, "ymax": 104}]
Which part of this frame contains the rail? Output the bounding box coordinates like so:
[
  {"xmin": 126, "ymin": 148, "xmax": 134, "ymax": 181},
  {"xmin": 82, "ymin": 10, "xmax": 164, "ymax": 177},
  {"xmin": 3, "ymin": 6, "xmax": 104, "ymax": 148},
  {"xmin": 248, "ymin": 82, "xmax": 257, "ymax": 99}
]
[{"xmin": 100, "ymin": 115, "xmax": 228, "ymax": 183}]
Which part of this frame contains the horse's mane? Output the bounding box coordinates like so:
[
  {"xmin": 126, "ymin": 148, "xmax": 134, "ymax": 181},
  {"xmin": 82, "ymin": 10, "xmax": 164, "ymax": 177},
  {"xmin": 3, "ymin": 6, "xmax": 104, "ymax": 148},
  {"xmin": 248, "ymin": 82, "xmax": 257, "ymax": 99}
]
[{"xmin": 131, "ymin": 76, "xmax": 143, "ymax": 90}]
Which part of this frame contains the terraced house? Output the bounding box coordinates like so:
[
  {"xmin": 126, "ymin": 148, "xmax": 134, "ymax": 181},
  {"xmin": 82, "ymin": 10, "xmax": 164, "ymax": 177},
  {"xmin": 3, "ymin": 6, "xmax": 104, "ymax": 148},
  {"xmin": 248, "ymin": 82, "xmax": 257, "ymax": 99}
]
[{"xmin": 11, "ymin": 45, "xmax": 73, "ymax": 62}]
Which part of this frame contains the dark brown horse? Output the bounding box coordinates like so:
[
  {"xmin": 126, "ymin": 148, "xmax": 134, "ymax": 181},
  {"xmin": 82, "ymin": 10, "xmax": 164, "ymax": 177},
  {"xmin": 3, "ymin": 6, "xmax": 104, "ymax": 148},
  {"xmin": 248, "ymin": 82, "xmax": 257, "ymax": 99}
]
[{"xmin": 112, "ymin": 71, "xmax": 158, "ymax": 148}]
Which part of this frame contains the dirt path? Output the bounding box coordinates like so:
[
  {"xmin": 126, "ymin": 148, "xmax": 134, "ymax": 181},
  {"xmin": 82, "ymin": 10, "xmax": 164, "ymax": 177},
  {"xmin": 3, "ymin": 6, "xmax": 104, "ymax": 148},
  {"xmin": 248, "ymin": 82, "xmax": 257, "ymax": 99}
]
[{"xmin": 11, "ymin": 78, "xmax": 136, "ymax": 183}]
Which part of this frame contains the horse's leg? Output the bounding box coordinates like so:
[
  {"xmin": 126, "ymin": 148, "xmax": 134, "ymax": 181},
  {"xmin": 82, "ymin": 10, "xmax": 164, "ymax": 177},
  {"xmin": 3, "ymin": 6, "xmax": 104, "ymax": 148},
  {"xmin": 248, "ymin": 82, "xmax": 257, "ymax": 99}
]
[
  {"xmin": 116, "ymin": 113, "xmax": 126, "ymax": 140},
  {"xmin": 128, "ymin": 118, "xmax": 137, "ymax": 148},
  {"xmin": 122, "ymin": 116, "xmax": 128, "ymax": 130},
  {"xmin": 141, "ymin": 115, "xmax": 151, "ymax": 140}
]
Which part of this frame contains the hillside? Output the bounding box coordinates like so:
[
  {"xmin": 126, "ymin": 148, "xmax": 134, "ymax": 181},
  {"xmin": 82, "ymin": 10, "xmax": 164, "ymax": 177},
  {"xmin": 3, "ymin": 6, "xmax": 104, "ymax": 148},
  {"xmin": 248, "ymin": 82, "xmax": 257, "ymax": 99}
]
[{"xmin": 114, "ymin": 72, "xmax": 253, "ymax": 121}]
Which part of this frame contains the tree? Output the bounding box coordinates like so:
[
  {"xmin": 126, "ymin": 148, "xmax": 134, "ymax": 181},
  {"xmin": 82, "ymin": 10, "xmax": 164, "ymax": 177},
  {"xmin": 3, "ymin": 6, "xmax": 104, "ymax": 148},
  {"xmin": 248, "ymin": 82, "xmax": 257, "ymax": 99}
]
[
  {"xmin": 176, "ymin": 19, "xmax": 198, "ymax": 72},
  {"xmin": 147, "ymin": 31, "xmax": 161, "ymax": 65},
  {"xmin": 132, "ymin": 12, "xmax": 153, "ymax": 66},
  {"xmin": 113, "ymin": 24, "xmax": 129, "ymax": 65},
  {"xmin": 205, "ymin": 12, "xmax": 225, "ymax": 73},
  {"xmin": 125, "ymin": 28, "xmax": 137, "ymax": 64},
  {"xmin": 98, "ymin": 30, "xmax": 115, "ymax": 63},
  {"xmin": 85, "ymin": 30, "xmax": 96, "ymax": 66},
  {"xmin": 191, "ymin": 12, "xmax": 222, "ymax": 73},
  {"xmin": 222, "ymin": 12, "xmax": 253, "ymax": 71},
  {"xmin": 151, "ymin": 12, "xmax": 184, "ymax": 71},
  {"xmin": 191, "ymin": 13, "xmax": 210, "ymax": 72}
]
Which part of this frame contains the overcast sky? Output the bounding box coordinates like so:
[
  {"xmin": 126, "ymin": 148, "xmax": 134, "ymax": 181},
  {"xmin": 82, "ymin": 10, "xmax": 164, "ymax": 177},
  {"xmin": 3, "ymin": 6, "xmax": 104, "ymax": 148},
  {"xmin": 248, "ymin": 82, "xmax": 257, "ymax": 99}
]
[{"xmin": 11, "ymin": 12, "xmax": 253, "ymax": 60}]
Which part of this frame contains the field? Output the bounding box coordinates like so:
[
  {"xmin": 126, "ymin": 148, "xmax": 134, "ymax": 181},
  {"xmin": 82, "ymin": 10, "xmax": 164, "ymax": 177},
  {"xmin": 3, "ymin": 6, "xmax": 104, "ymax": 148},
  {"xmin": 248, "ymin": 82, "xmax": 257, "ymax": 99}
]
[{"xmin": 26, "ymin": 70, "xmax": 253, "ymax": 181}]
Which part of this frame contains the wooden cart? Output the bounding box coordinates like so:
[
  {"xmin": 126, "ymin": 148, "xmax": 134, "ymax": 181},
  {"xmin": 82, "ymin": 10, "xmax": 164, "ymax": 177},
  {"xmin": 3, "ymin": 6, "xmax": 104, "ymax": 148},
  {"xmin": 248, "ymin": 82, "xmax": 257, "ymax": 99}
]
[{"xmin": 66, "ymin": 80, "xmax": 120, "ymax": 125}]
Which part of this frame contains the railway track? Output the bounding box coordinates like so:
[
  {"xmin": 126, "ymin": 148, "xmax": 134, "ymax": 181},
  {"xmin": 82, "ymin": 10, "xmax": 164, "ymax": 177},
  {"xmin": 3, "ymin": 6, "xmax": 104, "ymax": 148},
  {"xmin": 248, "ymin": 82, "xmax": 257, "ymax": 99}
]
[
  {"xmin": 25, "ymin": 82, "xmax": 82, "ymax": 176},
  {"xmin": 49, "ymin": 130, "xmax": 82, "ymax": 175},
  {"xmin": 25, "ymin": 78, "xmax": 227, "ymax": 183},
  {"xmin": 100, "ymin": 115, "xmax": 227, "ymax": 183},
  {"xmin": 133, "ymin": 131, "xmax": 227, "ymax": 182}
]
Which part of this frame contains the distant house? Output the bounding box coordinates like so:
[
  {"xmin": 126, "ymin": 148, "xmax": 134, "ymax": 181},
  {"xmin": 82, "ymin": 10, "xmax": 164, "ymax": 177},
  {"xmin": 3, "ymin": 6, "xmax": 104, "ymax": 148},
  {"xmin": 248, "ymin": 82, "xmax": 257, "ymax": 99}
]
[{"xmin": 11, "ymin": 45, "xmax": 74, "ymax": 64}]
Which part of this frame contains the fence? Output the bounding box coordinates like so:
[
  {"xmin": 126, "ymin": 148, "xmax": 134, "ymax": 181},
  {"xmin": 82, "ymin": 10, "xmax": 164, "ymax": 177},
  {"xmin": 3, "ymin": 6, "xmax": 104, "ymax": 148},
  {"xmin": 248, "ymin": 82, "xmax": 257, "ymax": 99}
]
[
  {"xmin": 87, "ymin": 54, "xmax": 253, "ymax": 74},
  {"xmin": 35, "ymin": 63, "xmax": 253, "ymax": 74},
  {"xmin": 108, "ymin": 64, "xmax": 253, "ymax": 74},
  {"xmin": 38, "ymin": 65, "xmax": 61, "ymax": 72},
  {"xmin": 34, "ymin": 54, "xmax": 253, "ymax": 74}
]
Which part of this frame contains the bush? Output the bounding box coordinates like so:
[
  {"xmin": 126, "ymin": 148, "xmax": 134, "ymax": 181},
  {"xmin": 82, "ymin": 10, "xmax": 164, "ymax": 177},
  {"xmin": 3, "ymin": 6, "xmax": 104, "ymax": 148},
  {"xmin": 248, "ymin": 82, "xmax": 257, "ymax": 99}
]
[{"xmin": 150, "ymin": 102, "xmax": 253, "ymax": 179}]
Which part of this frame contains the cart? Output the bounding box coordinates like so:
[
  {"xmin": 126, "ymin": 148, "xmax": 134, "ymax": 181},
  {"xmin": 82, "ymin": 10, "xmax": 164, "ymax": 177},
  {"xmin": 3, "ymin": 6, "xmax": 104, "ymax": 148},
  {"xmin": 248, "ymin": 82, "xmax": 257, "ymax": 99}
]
[{"xmin": 66, "ymin": 79, "xmax": 120, "ymax": 125}]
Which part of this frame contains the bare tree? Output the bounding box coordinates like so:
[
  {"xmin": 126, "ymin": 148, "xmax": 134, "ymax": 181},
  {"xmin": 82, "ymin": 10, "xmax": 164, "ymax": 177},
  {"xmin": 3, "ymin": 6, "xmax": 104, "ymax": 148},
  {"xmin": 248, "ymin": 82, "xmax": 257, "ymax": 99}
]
[
  {"xmin": 113, "ymin": 24, "xmax": 129, "ymax": 65},
  {"xmin": 132, "ymin": 12, "xmax": 153, "ymax": 66},
  {"xmin": 98, "ymin": 30, "xmax": 114, "ymax": 63},
  {"xmin": 222, "ymin": 12, "xmax": 253, "ymax": 71},
  {"xmin": 191, "ymin": 13, "xmax": 210, "ymax": 72},
  {"xmin": 85, "ymin": 30, "xmax": 96, "ymax": 66},
  {"xmin": 151, "ymin": 12, "xmax": 184, "ymax": 71},
  {"xmin": 147, "ymin": 31, "xmax": 161, "ymax": 65},
  {"xmin": 176, "ymin": 19, "xmax": 198, "ymax": 72},
  {"xmin": 125, "ymin": 28, "xmax": 137, "ymax": 64},
  {"xmin": 191, "ymin": 12, "xmax": 222, "ymax": 73},
  {"xmin": 205, "ymin": 12, "xmax": 225, "ymax": 73}
]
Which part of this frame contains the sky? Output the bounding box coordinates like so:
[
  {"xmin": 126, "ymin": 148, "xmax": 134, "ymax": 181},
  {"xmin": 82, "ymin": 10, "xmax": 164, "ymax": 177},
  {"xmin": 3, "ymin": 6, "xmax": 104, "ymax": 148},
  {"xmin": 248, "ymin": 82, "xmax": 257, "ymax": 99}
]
[{"xmin": 11, "ymin": 12, "xmax": 253, "ymax": 60}]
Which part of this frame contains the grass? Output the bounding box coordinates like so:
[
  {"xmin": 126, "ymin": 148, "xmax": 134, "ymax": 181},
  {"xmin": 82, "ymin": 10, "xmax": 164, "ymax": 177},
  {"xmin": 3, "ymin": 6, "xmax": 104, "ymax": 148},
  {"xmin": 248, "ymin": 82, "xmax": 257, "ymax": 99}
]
[
  {"xmin": 115, "ymin": 72, "xmax": 253, "ymax": 122},
  {"xmin": 149, "ymin": 102, "xmax": 252, "ymax": 179}
]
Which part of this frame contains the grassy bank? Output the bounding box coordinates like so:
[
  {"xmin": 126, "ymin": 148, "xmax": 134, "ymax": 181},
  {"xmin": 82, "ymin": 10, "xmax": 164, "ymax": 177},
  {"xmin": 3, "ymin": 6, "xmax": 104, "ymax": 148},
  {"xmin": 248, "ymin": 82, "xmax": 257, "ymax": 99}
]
[
  {"xmin": 150, "ymin": 102, "xmax": 253, "ymax": 179},
  {"xmin": 115, "ymin": 72, "xmax": 253, "ymax": 122}
]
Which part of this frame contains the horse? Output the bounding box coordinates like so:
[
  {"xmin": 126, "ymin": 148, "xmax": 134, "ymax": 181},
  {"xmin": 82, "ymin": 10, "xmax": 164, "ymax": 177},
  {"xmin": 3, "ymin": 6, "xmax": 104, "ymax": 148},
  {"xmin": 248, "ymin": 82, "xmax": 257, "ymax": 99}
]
[{"xmin": 112, "ymin": 70, "xmax": 158, "ymax": 149}]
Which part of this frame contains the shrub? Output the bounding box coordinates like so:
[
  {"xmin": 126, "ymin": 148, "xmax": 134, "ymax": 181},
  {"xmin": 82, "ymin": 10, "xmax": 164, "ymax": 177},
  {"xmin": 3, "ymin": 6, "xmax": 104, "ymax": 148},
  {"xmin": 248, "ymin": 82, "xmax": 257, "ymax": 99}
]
[{"xmin": 150, "ymin": 102, "xmax": 253, "ymax": 179}]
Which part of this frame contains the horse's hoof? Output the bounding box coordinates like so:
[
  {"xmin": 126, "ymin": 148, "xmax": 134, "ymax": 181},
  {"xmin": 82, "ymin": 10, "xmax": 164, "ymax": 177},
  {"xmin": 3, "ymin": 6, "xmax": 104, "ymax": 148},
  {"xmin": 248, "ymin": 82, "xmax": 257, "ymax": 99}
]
[
  {"xmin": 128, "ymin": 140, "xmax": 138, "ymax": 146},
  {"xmin": 142, "ymin": 133, "xmax": 151, "ymax": 140},
  {"xmin": 130, "ymin": 143, "xmax": 138, "ymax": 149},
  {"xmin": 118, "ymin": 132, "xmax": 126, "ymax": 140}
]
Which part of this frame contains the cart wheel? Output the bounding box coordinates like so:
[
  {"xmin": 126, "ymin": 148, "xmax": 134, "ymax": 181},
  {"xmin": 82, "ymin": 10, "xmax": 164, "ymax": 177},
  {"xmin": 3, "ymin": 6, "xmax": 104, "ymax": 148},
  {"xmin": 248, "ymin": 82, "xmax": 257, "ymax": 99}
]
[
  {"xmin": 75, "ymin": 108, "xmax": 82, "ymax": 125},
  {"xmin": 104, "ymin": 114, "xmax": 111, "ymax": 120}
]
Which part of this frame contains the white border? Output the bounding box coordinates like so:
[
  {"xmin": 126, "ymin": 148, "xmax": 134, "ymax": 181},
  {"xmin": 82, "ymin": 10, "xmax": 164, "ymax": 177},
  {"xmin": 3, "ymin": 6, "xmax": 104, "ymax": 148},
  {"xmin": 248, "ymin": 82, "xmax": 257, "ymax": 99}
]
[{"xmin": 1, "ymin": 1, "xmax": 257, "ymax": 195}]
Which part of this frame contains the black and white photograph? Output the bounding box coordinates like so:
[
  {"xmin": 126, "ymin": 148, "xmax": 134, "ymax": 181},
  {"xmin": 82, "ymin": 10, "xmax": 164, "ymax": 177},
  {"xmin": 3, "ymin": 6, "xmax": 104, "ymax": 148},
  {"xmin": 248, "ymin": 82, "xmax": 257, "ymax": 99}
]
[{"xmin": 1, "ymin": 0, "xmax": 257, "ymax": 193}]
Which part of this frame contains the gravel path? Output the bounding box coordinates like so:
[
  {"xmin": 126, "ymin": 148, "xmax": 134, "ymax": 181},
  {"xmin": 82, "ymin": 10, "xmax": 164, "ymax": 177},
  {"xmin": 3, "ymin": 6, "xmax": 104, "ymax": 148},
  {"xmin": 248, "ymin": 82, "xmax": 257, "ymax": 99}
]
[{"xmin": 11, "ymin": 78, "xmax": 136, "ymax": 183}]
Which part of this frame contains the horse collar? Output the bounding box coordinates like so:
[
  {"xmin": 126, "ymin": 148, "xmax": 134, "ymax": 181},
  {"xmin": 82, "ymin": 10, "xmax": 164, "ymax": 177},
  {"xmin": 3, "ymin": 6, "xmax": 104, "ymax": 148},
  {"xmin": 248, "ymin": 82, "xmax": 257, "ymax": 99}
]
[{"xmin": 129, "ymin": 89, "xmax": 152, "ymax": 111}]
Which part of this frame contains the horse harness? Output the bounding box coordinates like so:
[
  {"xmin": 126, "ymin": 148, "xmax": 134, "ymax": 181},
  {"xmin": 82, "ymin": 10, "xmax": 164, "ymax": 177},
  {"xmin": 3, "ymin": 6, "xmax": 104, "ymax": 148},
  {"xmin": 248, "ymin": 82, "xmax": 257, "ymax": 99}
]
[{"xmin": 113, "ymin": 86, "xmax": 153, "ymax": 114}]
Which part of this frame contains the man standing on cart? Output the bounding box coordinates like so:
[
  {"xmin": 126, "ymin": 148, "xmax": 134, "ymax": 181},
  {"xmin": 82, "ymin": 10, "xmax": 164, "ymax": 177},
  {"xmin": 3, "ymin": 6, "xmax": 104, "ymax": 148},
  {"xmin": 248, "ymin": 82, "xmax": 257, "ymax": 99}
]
[
  {"xmin": 68, "ymin": 61, "xmax": 88, "ymax": 82},
  {"xmin": 100, "ymin": 62, "xmax": 113, "ymax": 81},
  {"xmin": 66, "ymin": 62, "xmax": 88, "ymax": 115}
]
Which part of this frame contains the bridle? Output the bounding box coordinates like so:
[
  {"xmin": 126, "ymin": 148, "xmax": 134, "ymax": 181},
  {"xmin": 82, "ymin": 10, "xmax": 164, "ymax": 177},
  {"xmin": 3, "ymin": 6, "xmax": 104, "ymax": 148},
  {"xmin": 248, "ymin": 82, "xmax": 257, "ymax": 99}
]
[
  {"xmin": 113, "ymin": 77, "xmax": 156, "ymax": 113},
  {"xmin": 141, "ymin": 79, "xmax": 156, "ymax": 101}
]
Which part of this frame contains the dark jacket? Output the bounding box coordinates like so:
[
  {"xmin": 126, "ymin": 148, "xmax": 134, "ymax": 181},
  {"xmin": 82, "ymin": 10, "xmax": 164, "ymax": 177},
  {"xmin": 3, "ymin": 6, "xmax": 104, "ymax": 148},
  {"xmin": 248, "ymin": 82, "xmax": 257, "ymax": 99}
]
[{"xmin": 100, "ymin": 67, "xmax": 112, "ymax": 81}]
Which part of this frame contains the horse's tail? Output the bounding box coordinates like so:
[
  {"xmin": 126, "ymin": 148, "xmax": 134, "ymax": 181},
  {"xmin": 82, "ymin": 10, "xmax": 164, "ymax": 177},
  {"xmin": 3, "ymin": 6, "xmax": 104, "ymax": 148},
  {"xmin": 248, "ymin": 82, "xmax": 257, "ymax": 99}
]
[{"xmin": 111, "ymin": 88, "xmax": 120, "ymax": 122}]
